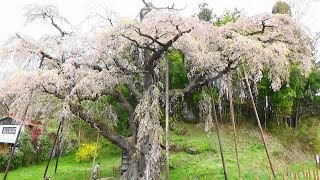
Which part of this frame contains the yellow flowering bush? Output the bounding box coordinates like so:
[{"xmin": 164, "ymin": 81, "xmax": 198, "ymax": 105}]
[{"xmin": 76, "ymin": 142, "xmax": 100, "ymax": 162}]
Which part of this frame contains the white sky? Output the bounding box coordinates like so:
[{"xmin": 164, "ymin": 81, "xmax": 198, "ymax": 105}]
[
  {"xmin": 0, "ymin": 0, "xmax": 319, "ymax": 43},
  {"xmin": 0, "ymin": 0, "xmax": 319, "ymax": 82}
]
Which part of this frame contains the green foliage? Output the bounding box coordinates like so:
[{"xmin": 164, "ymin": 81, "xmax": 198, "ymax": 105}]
[
  {"xmin": 76, "ymin": 142, "xmax": 100, "ymax": 162},
  {"xmin": 214, "ymin": 9, "xmax": 241, "ymax": 26},
  {"xmin": 257, "ymin": 66, "xmax": 320, "ymax": 124},
  {"xmin": 168, "ymin": 50, "xmax": 188, "ymax": 89},
  {"xmin": 270, "ymin": 86, "xmax": 296, "ymax": 115},
  {"xmin": 0, "ymin": 152, "xmax": 25, "ymax": 172},
  {"xmin": 81, "ymin": 95, "xmax": 130, "ymax": 136},
  {"xmin": 306, "ymin": 68, "xmax": 320, "ymax": 94},
  {"xmin": 197, "ymin": 3, "xmax": 213, "ymax": 22},
  {"xmin": 10, "ymin": 151, "xmax": 24, "ymax": 169},
  {"xmin": 272, "ymin": 1, "xmax": 292, "ymax": 15},
  {"xmin": 19, "ymin": 131, "xmax": 36, "ymax": 166},
  {"xmin": 0, "ymin": 155, "xmax": 7, "ymax": 172},
  {"xmin": 37, "ymin": 134, "xmax": 52, "ymax": 163},
  {"xmin": 289, "ymin": 65, "xmax": 307, "ymax": 99}
]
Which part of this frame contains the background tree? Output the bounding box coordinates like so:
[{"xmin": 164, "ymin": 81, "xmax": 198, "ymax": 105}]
[{"xmin": 272, "ymin": 1, "xmax": 292, "ymax": 15}]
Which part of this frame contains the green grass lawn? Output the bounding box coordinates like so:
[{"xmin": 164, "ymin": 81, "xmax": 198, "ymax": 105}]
[
  {"xmin": 0, "ymin": 122, "xmax": 317, "ymax": 180},
  {"xmin": 0, "ymin": 146, "xmax": 121, "ymax": 180}
]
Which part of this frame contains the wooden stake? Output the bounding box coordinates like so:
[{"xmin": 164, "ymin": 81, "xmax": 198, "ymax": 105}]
[
  {"xmin": 309, "ymin": 167, "xmax": 312, "ymax": 180},
  {"xmin": 294, "ymin": 172, "xmax": 298, "ymax": 180},
  {"xmin": 227, "ymin": 71, "xmax": 241, "ymax": 179},
  {"xmin": 243, "ymin": 72, "xmax": 276, "ymax": 178},
  {"xmin": 209, "ymin": 83, "xmax": 228, "ymax": 180}
]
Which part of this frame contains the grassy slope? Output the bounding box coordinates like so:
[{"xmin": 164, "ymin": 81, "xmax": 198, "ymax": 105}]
[
  {"xmin": 168, "ymin": 122, "xmax": 314, "ymax": 179},
  {"xmin": 0, "ymin": 122, "xmax": 315, "ymax": 180}
]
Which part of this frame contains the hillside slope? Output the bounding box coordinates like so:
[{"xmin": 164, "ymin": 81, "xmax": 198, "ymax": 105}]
[{"xmin": 168, "ymin": 122, "xmax": 314, "ymax": 179}]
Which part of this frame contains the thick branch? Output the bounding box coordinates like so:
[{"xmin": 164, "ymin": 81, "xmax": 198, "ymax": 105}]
[
  {"xmin": 247, "ymin": 19, "xmax": 274, "ymax": 36},
  {"xmin": 69, "ymin": 102, "xmax": 130, "ymax": 150},
  {"xmin": 169, "ymin": 64, "xmax": 232, "ymax": 97},
  {"xmin": 144, "ymin": 28, "xmax": 192, "ymax": 71}
]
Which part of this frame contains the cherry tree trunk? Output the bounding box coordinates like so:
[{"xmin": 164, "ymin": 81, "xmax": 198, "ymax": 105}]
[{"xmin": 227, "ymin": 71, "xmax": 241, "ymax": 179}]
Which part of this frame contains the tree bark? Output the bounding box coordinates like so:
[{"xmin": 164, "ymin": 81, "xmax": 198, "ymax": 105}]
[
  {"xmin": 244, "ymin": 72, "xmax": 276, "ymax": 178},
  {"xmin": 227, "ymin": 71, "xmax": 241, "ymax": 179}
]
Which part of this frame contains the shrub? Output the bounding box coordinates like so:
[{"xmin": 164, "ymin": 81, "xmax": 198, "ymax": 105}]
[
  {"xmin": 37, "ymin": 134, "xmax": 52, "ymax": 163},
  {"xmin": 19, "ymin": 130, "xmax": 36, "ymax": 166},
  {"xmin": 10, "ymin": 151, "xmax": 24, "ymax": 169},
  {"xmin": 76, "ymin": 142, "xmax": 100, "ymax": 162},
  {"xmin": 0, "ymin": 155, "xmax": 8, "ymax": 172},
  {"xmin": 0, "ymin": 152, "xmax": 24, "ymax": 172}
]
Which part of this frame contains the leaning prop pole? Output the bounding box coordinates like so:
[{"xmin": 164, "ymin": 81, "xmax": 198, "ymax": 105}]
[
  {"xmin": 165, "ymin": 54, "xmax": 170, "ymax": 180},
  {"xmin": 227, "ymin": 71, "xmax": 241, "ymax": 179},
  {"xmin": 54, "ymin": 117, "xmax": 65, "ymax": 173},
  {"xmin": 243, "ymin": 72, "xmax": 276, "ymax": 178},
  {"xmin": 3, "ymin": 124, "xmax": 22, "ymax": 180},
  {"xmin": 209, "ymin": 83, "xmax": 228, "ymax": 180},
  {"xmin": 43, "ymin": 119, "xmax": 63, "ymax": 178}
]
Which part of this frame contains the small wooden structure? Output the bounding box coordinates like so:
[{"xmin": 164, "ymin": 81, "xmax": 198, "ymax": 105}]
[{"xmin": 0, "ymin": 117, "xmax": 20, "ymax": 155}]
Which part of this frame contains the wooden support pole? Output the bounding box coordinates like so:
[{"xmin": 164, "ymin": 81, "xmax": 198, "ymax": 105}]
[
  {"xmin": 44, "ymin": 119, "xmax": 63, "ymax": 178},
  {"xmin": 3, "ymin": 124, "xmax": 22, "ymax": 180},
  {"xmin": 209, "ymin": 83, "xmax": 228, "ymax": 180},
  {"xmin": 243, "ymin": 72, "xmax": 276, "ymax": 178},
  {"xmin": 227, "ymin": 71, "xmax": 241, "ymax": 179},
  {"xmin": 55, "ymin": 117, "xmax": 66, "ymax": 174},
  {"xmin": 165, "ymin": 53, "xmax": 170, "ymax": 180}
]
